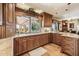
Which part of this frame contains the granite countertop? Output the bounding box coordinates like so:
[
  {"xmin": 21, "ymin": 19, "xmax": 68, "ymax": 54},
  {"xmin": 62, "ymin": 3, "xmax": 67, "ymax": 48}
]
[
  {"xmin": 14, "ymin": 32, "xmax": 51, "ymax": 38},
  {"xmin": 59, "ymin": 32, "xmax": 79, "ymax": 39},
  {"xmin": 14, "ymin": 31, "xmax": 60, "ymax": 38},
  {"xmin": 1, "ymin": 31, "xmax": 79, "ymax": 39},
  {"xmin": 14, "ymin": 31, "xmax": 79, "ymax": 39},
  {"xmin": 11, "ymin": 31, "xmax": 79, "ymax": 39}
]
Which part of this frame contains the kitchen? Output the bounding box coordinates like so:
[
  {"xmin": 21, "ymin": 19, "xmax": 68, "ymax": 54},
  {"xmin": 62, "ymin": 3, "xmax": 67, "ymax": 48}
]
[{"xmin": 0, "ymin": 3, "xmax": 79, "ymax": 56}]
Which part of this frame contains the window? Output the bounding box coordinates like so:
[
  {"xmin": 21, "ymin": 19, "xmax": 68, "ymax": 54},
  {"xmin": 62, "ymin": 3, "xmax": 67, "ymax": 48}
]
[{"xmin": 16, "ymin": 16, "xmax": 42, "ymax": 34}]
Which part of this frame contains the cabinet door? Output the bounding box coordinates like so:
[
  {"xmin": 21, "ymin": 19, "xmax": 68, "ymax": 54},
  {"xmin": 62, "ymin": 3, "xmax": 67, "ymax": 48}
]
[
  {"xmin": 62, "ymin": 37, "xmax": 76, "ymax": 55},
  {"xmin": 39, "ymin": 34, "xmax": 49, "ymax": 46},
  {"xmin": 39, "ymin": 35, "xmax": 43, "ymax": 46},
  {"xmin": 0, "ymin": 26, "xmax": 5, "ymax": 39},
  {"xmin": 33, "ymin": 35, "xmax": 40, "ymax": 48},
  {"xmin": 56, "ymin": 35, "xmax": 62, "ymax": 46},
  {"xmin": 14, "ymin": 37, "xmax": 28, "ymax": 56},
  {"xmin": 27, "ymin": 37, "xmax": 34, "ymax": 51},
  {"xmin": 52, "ymin": 33, "xmax": 62, "ymax": 45},
  {"xmin": 14, "ymin": 38, "xmax": 19, "ymax": 56},
  {"xmin": 18, "ymin": 37, "xmax": 28, "ymax": 54},
  {"xmin": 52, "ymin": 33, "xmax": 57, "ymax": 44},
  {"xmin": 3, "ymin": 3, "xmax": 16, "ymax": 38},
  {"xmin": 39, "ymin": 34, "xmax": 45, "ymax": 46},
  {"xmin": 42, "ymin": 12, "xmax": 52, "ymax": 27},
  {"xmin": 46, "ymin": 15, "xmax": 52, "ymax": 27},
  {"xmin": 48, "ymin": 33, "xmax": 52, "ymax": 43},
  {"xmin": 0, "ymin": 4, "xmax": 3, "ymax": 25},
  {"xmin": 4, "ymin": 3, "xmax": 15, "ymax": 25},
  {"xmin": 43, "ymin": 34, "xmax": 49, "ymax": 44}
]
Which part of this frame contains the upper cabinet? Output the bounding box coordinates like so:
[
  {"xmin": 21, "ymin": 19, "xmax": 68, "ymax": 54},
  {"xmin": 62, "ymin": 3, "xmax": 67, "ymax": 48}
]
[
  {"xmin": 0, "ymin": 4, "xmax": 3, "ymax": 25},
  {"xmin": 0, "ymin": 26, "xmax": 5, "ymax": 39},
  {"xmin": 3, "ymin": 3, "xmax": 15, "ymax": 25},
  {"xmin": 15, "ymin": 7, "xmax": 39, "ymax": 17},
  {"xmin": 3, "ymin": 3, "xmax": 16, "ymax": 37},
  {"xmin": 41, "ymin": 12, "xmax": 53, "ymax": 27}
]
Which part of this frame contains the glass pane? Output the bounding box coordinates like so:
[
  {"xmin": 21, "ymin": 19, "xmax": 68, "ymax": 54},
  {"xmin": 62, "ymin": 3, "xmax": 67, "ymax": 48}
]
[
  {"xmin": 31, "ymin": 17, "xmax": 42, "ymax": 33},
  {"xmin": 16, "ymin": 16, "xmax": 30, "ymax": 34}
]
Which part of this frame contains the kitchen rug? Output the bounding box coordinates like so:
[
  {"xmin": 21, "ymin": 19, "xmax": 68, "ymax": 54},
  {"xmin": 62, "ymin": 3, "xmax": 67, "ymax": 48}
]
[{"xmin": 28, "ymin": 47, "xmax": 47, "ymax": 56}]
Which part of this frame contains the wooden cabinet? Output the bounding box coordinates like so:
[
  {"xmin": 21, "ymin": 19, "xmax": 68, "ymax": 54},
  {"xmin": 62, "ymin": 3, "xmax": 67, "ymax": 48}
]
[
  {"xmin": 51, "ymin": 33, "xmax": 62, "ymax": 46},
  {"xmin": 61, "ymin": 36, "xmax": 78, "ymax": 56},
  {"xmin": 28, "ymin": 36, "xmax": 35, "ymax": 50},
  {"xmin": 51, "ymin": 33, "xmax": 79, "ymax": 56},
  {"xmin": 41, "ymin": 12, "xmax": 52, "ymax": 27},
  {"xmin": 0, "ymin": 26, "xmax": 5, "ymax": 39},
  {"xmin": 3, "ymin": 3, "xmax": 16, "ymax": 38},
  {"xmin": 0, "ymin": 4, "xmax": 5, "ymax": 39},
  {"xmin": 43, "ymin": 34, "xmax": 49, "ymax": 44},
  {"xmin": 19, "ymin": 37, "xmax": 28, "ymax": 55},
  {"xmin": 13, "ymin": 33, "xmax": 79, "ymax": 56},
  {"xmin": 14, "ymin": 37, "xmax": 28, "ymax": 56},
  {"xmin": 0, "ymin": 3, "xmax": 16, "ymax": 39},
  {"xmin": 14, "ymin": 33, "xmax": 50, "ymax": 56},
  {"xmin": 15, "ymin": 7, "xmax": 40, "ymax": 17},
  {"xmin": 33, "ymin": 36, "xmax": 40, "ymax": 48},
  {"xmin": 0, "ymin": 3, "xmax": 3, "ymax": 25},
  {"xmin": 14, "ymin": 37, "xmax": 19, "ymax": 56},
  {"xmin": 4, "ymin": 3, "xmax": 15, "ymax": 25},
  {"xmin": 39, "ymin": 34, "xmax": 49, "ymax": 46}
]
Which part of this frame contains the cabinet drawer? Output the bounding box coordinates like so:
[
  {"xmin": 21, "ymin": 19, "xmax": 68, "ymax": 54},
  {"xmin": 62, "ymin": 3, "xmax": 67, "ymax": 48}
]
[
  {"xmin": 62, "ymin": 36, "xmax": 77, "ymax": 56},
  {"xmin": 52, "ymin": 34, "xmax": 62, "ymax": 45},
  {"xmin": 63, "ymin": 47, "xmax": 75, "ymax": 55},
  {"xmin": 62, "ymin": 43, "xmax": 75, "ymax": 49},
  {"xmin": 63, "ymin": 37, "xmax": 75, "ymax": 44}
]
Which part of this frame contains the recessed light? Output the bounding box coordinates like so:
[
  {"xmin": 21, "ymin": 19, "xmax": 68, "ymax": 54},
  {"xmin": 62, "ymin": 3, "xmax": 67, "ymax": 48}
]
[
  {"xmin": 67, "ymin": 3, "xmax": 71, "ymax": 5},
  {"xmin": 22, "ymin": 3, "xmax": 25, "ymax": 4},
  {"xmin": 56, "ymin": 12, "xmax": 58, "ymax": 14},
  {"xmin": 65, "ymin": 9, "xmax": 68, "ymax": 11}
]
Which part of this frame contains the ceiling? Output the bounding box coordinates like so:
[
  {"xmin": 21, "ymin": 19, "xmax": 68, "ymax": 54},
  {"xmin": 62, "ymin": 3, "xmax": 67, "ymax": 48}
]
[{"xmin": 16, "ymin": 3, "xmax": 79, "ymax": 19}]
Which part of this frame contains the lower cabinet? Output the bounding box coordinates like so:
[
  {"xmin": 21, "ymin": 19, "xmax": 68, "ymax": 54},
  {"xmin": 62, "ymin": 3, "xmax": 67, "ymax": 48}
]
[
  {"xmin": 51, "ymin": 33, "xmax": 62, "ymax": 46},
  {"xmin": 39, "ymin": 34, "xmax": 49, "ymax": 45},
  {"xmin": 14, "ymin": 33, "xmax": 79, "ymax": 56},
  {"xmin": 14, "ymin": 37, "xmax": 28, "ymax": 56},
  {"xmin": 51, "ymin": 33, "xmax": 79, "ymax": 56},
  {"xmin": 27, "ymin": 37, "xmax": 34, "ymax": 51},
  {"xmin": 61, "ymin": 36, "xmax": 78, "ymax": 56},
  {"xmin": 19, "ymin": 38, "xmax": 28, "ymax": 54},
  {"xmin": 31, "ymin": 36, "xmax": 40, "ymax": 49},
  {"xmin": 13, "ymin": 33, "xmax": 50, "ymax": 56}
]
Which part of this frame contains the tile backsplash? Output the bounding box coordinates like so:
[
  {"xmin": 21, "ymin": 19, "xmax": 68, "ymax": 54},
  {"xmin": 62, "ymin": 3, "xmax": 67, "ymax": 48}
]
[{"xmin": 42, "ymin": 27, "xmax": 52, "ymax": 32}]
